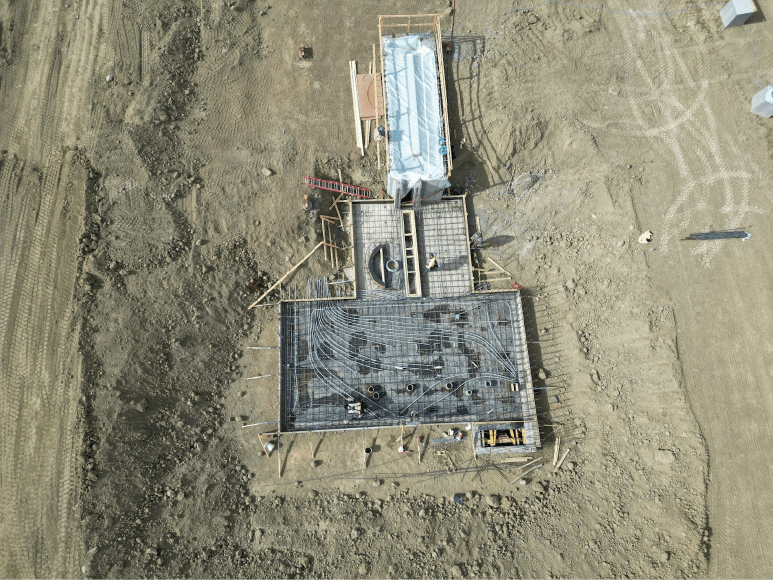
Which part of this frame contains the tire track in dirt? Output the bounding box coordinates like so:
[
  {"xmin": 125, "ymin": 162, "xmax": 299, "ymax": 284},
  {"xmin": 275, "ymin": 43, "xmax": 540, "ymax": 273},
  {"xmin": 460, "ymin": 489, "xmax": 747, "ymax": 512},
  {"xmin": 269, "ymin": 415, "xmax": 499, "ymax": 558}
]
[
  {"xmin": 587, "ymin": 3, "xmax": 773, "ymax": 576},
  {"xmin": 584, "ymin": 3, "xmax": 762, "ymax": 265},
  {"xmin": 0, "ymin": 0, "xmax": 109, "ymax": 576}
]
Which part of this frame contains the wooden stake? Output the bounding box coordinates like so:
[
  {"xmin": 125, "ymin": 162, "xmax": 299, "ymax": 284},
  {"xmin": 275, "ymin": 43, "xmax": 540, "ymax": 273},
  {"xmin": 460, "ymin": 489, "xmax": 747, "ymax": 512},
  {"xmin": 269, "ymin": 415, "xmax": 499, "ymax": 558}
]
[
  {"xmin": 553, "ymin": 435, "xmax": 561, "ymax": 467},
  {"xmin": 554, "ymin": 449, "xmax": 570, "ymax": 472},
  {"xmin": 310, "ymin": 438, "xmax": 314, "ymax": 459},
  {"xmin": 499, "ymin": 456, "xmax": 531, "ymax": 464},
  {"xmin": 510, "ymin": 463, "xmax": 542, "ymax": 484},
  {"xmin": 277, "ymin": 432, "xmax": 282, "ymax": 478},
  {"xmin": 329, "ymin": 191, "xmax": 346, "ymax": 211},
  {"xmin": 248, "ymin": 242, "xmax": 324, "ymax": 308},
  {"xmin": 486, "ymin": 256, "xmax": 514, "ymax": 277},
  {"xmin": 516, "ymin": 457, "xmax": 542, "ymax": 471}
]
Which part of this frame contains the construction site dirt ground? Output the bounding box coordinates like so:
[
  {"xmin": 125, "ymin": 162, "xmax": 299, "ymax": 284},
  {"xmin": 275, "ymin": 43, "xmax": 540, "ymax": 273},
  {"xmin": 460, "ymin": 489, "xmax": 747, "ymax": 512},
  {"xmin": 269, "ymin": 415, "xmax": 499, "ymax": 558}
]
[{"xmin": 1, "ymin": 0, "xmax": 772, "ymax": 577}]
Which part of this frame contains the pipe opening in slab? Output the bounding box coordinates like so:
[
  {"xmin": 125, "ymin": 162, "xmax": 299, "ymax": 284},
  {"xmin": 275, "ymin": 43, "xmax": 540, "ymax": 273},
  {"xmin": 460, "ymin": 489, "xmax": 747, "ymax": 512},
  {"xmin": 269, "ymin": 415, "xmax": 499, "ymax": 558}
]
[
  {"xmin": 386, "ymin": 259, "xmax": 399, "ymax": 273},
  {"xmin": 373, "ymin": 392, "xmax": 380, "ymax": 400},
  {"xmin": 364, "ymin": 447, "xmax": 372, "ymax": 455},
  {"xmin": 484, "ymin": 380, "xmax": 493, "ymax": 388},
  {"xmin": 465, "ymin": 389, "xmax": 473, "ymax": 396},
  {"xmin": 406, "ymin": 384, "xmax": 415, "ymax": 392},
  {"xmin": 445, "ymin": 383, "xmax": 453, "ymax": 390}
]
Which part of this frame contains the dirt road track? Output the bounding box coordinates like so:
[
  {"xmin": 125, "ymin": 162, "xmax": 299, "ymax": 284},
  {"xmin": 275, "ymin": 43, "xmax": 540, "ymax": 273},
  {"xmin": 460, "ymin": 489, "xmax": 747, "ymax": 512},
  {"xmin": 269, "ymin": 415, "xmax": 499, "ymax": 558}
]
[
  {"xmin": 0, "ymin": 0, "xmax": 107, "ymax": 575},
  {"xmin": 598, "ymin": 4, "xmax": 773, "ymax": 576}
]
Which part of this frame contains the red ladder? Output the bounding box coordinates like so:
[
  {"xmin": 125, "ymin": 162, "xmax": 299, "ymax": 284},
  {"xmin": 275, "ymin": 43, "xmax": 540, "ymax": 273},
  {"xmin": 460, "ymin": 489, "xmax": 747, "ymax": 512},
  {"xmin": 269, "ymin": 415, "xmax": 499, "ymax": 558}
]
[{"xmin": 302, "ymin": 176, "xmax": 373, "ymax": 199}]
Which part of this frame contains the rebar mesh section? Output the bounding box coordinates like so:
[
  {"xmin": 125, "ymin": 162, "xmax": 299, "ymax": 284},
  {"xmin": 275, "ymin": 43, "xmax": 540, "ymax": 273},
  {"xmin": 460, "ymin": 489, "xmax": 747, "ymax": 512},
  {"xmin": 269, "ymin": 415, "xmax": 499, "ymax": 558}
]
[
  {"xmin": 350, "ymin": 199, "xmax": 473, "ymax": 298},
  {"xmin": 278, "ymin": 292, "xmax": 538, "ymax": 442}
]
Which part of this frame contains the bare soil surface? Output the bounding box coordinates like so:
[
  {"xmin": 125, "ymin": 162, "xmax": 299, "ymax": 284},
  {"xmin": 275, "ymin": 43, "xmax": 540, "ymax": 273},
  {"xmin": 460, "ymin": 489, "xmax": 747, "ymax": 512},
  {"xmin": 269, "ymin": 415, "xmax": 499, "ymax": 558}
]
[{"xmin": 1, "ymin": 0, "xmax": 772, "ymax": 578}]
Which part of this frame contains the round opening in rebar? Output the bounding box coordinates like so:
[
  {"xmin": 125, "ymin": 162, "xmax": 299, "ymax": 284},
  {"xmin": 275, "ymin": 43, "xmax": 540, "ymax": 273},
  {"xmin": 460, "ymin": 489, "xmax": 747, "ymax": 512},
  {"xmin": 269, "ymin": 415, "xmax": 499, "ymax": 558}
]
[
  {"xmin": 364, "ymin": 447, "xmax": 372, "ymax": 455},
  {"xmin": 373, "ymin": 392, "xmax": 380, "ymax": 400},
  {"xmin": 484, "ymin": 380, "xmax": 493, "ymax": 388},
  {"xmin": 445, "ymin": 383, "xmax": 453, "ymax": 390},
  {"xmin": 367, "ymin": 385, "xmax": 375, "ymax": 393},
  {"xmin": 406, "ymin": 384, "xmax": 415, "ymax": 392},
  {"xmin": 386, "ymin": 259, "xmax": 399, "ymax": 273},
  {"xmin": 465, "ymin": 389, "xmax": 473, "ymax": 396}
]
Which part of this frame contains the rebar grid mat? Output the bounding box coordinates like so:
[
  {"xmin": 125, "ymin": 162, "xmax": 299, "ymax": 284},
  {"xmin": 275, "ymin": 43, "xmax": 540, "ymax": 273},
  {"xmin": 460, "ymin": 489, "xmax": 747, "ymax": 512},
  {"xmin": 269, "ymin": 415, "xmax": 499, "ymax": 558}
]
[
  {"xmin": 416, "ymin": 199, "xmax": 473, "ymax": 296},
  {"xmin": 279, "ymin": 292, "xmax": 538, "ymax": 438},
  {"xmin": 350, "ymin": 199, "xmax": 472, "ymax": 298}
]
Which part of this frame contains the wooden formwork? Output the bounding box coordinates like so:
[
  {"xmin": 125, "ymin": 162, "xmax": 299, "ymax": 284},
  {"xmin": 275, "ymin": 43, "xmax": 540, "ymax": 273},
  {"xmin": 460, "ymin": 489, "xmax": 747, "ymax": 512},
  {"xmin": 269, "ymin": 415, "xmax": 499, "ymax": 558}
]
[{"xmin": 377, "ymin": 14, "xmax": 452, "ymax": 177}]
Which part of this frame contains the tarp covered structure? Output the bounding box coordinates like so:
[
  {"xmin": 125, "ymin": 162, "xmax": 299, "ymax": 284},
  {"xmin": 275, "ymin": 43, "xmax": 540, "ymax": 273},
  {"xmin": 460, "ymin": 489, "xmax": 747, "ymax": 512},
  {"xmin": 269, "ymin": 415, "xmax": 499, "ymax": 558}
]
[{"xmin": 383, "ymin": 33, "xmax": 450, "ymax": 201}]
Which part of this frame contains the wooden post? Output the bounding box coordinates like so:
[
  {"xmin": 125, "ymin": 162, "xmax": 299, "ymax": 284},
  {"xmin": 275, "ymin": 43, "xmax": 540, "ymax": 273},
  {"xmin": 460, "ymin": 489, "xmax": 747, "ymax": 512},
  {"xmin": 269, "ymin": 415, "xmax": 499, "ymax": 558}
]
[
  {"xmin": 373, "ymin": 43, "xmax": 381, "ymax": 169},
  {"xmin": 554, "ymin": 449, "xmax": 570, "ymax": 472},
  {"xmin": 377, "ymin": 19, "xmax": 389, "ymax": 173},
  {"xmin": 322, "ymin": 220, "xmax": 330, "ymax": 264},
  {"xmin": 248, "ymin": 242, "xmax": 324, "ymax": 309},
  {"xmin": 277, "ymin": 432, "xmax": 282, "ymax": 478},
  {"xmin": 349, "ymin": 61, "xmax": 364, "ymax": 156}
]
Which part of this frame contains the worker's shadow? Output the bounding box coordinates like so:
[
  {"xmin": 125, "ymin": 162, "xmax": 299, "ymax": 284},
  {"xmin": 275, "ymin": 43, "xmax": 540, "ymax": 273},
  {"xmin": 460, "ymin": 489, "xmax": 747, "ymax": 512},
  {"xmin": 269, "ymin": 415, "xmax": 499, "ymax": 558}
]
[{"xmin": 480, "ymin": 234, "xmax": 514, "ymax": 249}]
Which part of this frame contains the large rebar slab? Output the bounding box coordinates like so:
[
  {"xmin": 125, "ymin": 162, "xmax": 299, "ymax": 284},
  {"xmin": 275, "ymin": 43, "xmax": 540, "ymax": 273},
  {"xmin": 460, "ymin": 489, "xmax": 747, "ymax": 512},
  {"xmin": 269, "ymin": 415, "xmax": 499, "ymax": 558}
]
[{"xmin": 278, "ymin": 292, "xmax": 539, "ymax": 451}]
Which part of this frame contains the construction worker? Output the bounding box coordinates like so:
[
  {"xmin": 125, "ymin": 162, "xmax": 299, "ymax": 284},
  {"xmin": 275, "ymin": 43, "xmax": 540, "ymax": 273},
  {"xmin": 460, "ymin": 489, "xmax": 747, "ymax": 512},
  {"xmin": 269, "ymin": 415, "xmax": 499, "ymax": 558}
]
[{"xmin": 423, "ymin": 253, "xmax": 439, "ymax": 274}]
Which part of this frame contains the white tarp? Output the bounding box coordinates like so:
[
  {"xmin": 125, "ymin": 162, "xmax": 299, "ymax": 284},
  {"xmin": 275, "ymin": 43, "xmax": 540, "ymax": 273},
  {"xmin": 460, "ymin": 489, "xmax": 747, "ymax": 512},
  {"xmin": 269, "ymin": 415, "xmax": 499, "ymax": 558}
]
[{"xmin": 383, "ymin": 33, "xmax": 449, "ymax": 201}]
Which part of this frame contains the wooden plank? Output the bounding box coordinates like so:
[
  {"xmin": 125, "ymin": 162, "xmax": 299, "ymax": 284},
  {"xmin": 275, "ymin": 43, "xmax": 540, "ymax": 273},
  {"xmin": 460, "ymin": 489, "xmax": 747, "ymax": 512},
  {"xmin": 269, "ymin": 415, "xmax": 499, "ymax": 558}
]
[
  {"xmin": 379, "ymin": 246, "xmax": 385, "ymax": 285},
  {"xmin": 348, "ymin": 199, "xmax": 358, "ymax": 295},
  {"xmin": 365, "ymin": 62, "xmax": 372, "ymax": 149},
  {"xmin": 322, "ymin": 220, "xmax": 329, "ymax": 263},
  {"xmin": 248, "ymin": 242, "xmax": 324, "ymax": 309},
  {"xmin": 554, "ymin": 449, "xmax": 570, "ymax": 472},
  {"xmin": 486, "ymin": 256, "xmax": 514, "ymax": 277},
  {"xmin": 461, "ymin": 193, "xmax": 476, "ymax": 293},
  {"xmin": 377, "ymin": 22, "xmax": 389, "ymax": 174},
  {"xmin": 510, "ymin": 463, "xmax": 542, "ymax": 484},
  {"xmin": 434, "ymin": 17, "xmax": 453, "ymax": 175},
  {"xmin": 349, "ymin": 61, "xmax": 364, "ymax": 156}
]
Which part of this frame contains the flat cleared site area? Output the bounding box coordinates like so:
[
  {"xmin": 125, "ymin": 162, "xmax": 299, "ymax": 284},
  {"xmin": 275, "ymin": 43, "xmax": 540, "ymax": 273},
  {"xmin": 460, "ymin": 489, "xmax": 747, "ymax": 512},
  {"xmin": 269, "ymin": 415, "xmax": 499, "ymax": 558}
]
[{"xmin": 1, "ymin": 0, "xmax": 772, "ymax": 578}]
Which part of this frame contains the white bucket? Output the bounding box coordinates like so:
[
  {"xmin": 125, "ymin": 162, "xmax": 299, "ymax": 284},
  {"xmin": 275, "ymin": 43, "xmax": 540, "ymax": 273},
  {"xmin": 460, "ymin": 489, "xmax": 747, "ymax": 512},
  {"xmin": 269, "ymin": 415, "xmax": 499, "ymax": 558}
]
[{"xmin": 264, "ymin": 441, "xmax": 275, "ymax": 452}]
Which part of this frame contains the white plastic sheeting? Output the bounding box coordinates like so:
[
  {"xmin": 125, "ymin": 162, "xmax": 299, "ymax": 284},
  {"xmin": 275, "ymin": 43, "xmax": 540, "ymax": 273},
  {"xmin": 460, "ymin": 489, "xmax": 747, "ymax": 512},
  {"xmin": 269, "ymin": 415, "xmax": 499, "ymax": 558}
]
[{"xmin": 383, "ymin": 33, "xmax": 449, "ymax": 200}]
